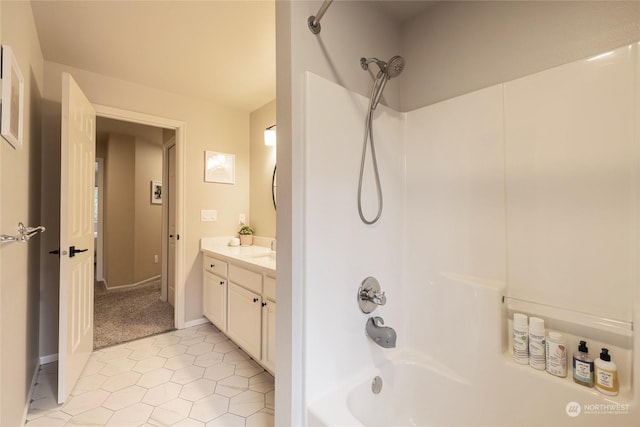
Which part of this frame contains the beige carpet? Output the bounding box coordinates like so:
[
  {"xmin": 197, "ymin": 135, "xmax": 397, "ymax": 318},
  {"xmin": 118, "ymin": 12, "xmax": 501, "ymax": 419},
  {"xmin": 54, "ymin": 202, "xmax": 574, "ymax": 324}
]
[{"xmin": 94, "ymin": 281, "xmax": 174, "ymax": 349}]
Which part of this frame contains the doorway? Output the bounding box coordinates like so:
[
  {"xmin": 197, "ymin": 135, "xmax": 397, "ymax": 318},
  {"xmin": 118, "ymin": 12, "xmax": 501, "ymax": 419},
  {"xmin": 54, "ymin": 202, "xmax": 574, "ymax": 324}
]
[
  {"xmin": 90, "ymin": 106, "xmax": 186, "ymax": 350},
  {"xmin": 93, "ymin": 117, "xmax": 175, "ymax": 349}
]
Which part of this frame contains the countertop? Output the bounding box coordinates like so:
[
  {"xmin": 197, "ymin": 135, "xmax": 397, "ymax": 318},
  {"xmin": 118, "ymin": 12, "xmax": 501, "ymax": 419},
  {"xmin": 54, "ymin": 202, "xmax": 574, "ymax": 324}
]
[{"xmin": 200, "ymin": 237, "xmax": 276, "ymax": 275}]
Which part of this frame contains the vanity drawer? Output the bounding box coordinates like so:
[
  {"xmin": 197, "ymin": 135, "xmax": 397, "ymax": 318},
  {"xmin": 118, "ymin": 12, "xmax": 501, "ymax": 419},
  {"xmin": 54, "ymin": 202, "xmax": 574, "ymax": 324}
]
[
  {"xmin": 229, "ymin": 264, "xmax": 262, "ymax": 294},
  {"xmin": 264, "ymin": 276, "xmax": 276, "ymax": 301},
  {"xmin": 203, "ymin": 255, "xmax": 227, "ymax": 278}
]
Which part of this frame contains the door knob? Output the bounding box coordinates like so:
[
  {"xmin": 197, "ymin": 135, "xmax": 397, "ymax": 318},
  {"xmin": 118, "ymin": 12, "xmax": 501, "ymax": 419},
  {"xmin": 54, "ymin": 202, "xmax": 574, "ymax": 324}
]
[{"xmin": 69, "ymin": 246, "xmax": 88, "ymax": 258}]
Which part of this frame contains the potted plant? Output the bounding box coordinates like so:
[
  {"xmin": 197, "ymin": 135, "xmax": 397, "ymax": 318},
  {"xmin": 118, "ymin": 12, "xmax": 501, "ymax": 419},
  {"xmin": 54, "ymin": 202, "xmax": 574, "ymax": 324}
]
[{"xmin": 238, "ymin": 224, "xmax": 254, "ymax": 246}]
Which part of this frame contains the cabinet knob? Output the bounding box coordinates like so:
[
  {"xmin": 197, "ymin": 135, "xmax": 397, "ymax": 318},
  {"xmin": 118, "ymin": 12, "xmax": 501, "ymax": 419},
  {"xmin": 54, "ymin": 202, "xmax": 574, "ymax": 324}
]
[
  {"xmin": 219, "ymin": 281, "xmax": 224, "ymax": 285},
  {"xmin": 210, "ymin": 264, "xmax": 215, "ymax": 268},
  {"xmin": 253, "ymin": 298, "xmax": 259, "ymax": 303},
  {"xmin": 262, "ymin": 302, "xmax": 267, "ymax": 307}
]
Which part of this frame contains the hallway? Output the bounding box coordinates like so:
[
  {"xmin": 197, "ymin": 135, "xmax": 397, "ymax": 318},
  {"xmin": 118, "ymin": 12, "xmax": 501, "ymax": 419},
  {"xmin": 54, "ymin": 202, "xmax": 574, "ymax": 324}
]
[{"xmin": 25, "ymin": 324, "xmax": 274, "ymax": 426}]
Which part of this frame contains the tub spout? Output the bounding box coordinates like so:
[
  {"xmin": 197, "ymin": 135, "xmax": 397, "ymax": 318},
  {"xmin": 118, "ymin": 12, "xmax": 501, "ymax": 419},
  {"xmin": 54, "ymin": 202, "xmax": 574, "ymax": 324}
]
[{"xmin": 366, "ymin": 317, "xmax": 397, "ymax": 348}]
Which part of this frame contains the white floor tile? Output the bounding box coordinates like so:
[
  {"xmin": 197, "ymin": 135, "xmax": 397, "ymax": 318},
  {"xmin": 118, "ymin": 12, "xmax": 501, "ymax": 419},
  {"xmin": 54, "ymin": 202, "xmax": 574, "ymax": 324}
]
[
  {"xmin": 228, "ymin": 390, "xmax": 265, "ymax": 417},
  {"xmin": 179, "ymin": 379, "xmax": 217, "ymax": 402},
  {"xmin": 106, "ymin": 402, "xmax": 154, "ymax": 427},
  {"xmin": 142, "ymin": 382, "xmax": 183, "ymax": 406},
  {"xmin": 61, "ymin": 389, "xmax": 110, "ymax": 416},
  {"xmin": 206, "ymin": 412, "xmax": 246, "ymax": 427},
  {"xmin": 149, "ymin": 398, "xmax": 193, "ymax": 425},
  {"xmin": 215, "ymin": 375, "xmax": 248, "ymax": 397},
  {"xmin": 189, "ymin": 394, "xmax": 230, "ymax": 423},
  {"xmin": 27, "ymin": 324, "xmax": 273, "ymax": 426},
  {"xmin": 101, "ymin": 371, "xmax": 142, "ymax": 392},
  {"xmin": 137, "ymin": 368, "xmax": 174, "ymax": 388},
  {"xmin": 66, "ymin": 406, "xmax": 114, "ymax": 426},
  {"xmin": 171, "ymin": 365, "xmax": 205, "ymax": 385},
  {"xmin": 102, "ymin": 385, "xmax": 146, "ymax": 411}
]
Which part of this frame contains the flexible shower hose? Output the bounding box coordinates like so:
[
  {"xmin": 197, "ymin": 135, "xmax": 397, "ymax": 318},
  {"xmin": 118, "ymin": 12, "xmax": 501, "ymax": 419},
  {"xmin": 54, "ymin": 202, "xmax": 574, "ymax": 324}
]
[{"xmin": 357, "ymin": 106, "xmax": 383, "ymax": 225}]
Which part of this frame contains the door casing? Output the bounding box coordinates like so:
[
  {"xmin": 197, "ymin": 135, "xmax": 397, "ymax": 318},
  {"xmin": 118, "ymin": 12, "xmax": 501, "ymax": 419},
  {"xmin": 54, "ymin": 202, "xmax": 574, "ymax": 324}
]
[{"xmin": 93, "ymin": 104, "xmax": 186, "ymax": 328}]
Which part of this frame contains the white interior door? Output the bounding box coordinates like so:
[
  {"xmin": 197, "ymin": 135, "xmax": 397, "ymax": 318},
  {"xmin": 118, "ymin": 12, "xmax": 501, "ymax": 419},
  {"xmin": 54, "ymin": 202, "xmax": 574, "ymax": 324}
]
[
  {"xmin": 58, "ymin": 73, "xmax": 96, "ymax": 404},
  {"xmin": 168, "ymin": 143, "xmax": 176, "ymax": 307}
]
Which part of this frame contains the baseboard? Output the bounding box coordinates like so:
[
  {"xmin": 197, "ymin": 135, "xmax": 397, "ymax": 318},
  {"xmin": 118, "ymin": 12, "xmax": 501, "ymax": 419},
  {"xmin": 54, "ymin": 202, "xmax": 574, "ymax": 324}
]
[
  {"xmin": 22, "ymin": 359, "xmax": 41, "ymax": 425},
  {"xmin": 40, "ymin": 353, "xmax": 58, "ymax": 364},
  {"xmin": 184, "ymin": 317, "xmax": 210, "ymax": 329},
  {"xmin": 104, "ymin": 275, "xmax": 161, "ymax": 292}
]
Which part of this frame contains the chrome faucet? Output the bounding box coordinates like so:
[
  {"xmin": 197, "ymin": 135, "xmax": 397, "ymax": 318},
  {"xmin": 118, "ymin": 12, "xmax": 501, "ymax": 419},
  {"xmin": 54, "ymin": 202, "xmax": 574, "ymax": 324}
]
[
  {"xmin": 366, "ymin": 317, "xmax": 397, "ymax": 348},
  {"xmin": 358, "ymin": 277, "xmax": 386, "ymax": 314}
]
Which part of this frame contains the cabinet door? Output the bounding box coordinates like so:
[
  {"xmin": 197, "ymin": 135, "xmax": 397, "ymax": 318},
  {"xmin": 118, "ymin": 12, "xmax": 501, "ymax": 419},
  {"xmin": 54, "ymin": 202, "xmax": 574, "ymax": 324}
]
[
  {"xmin": 261, "ymin": 299, "xmax": 276, "ymax": 374},
  {"xmin": 203, "ymin": 271, "xmax": 226, "ymax": 331},
  {"xmin": 227, "ymin": 282, "xmax": 262, "ymax": 359}
]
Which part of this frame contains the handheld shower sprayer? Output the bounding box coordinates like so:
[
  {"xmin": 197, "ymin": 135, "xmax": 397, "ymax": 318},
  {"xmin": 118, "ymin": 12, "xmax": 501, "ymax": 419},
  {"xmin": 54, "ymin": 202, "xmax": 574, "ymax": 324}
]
[
  {"xmin": 357, "ymin": 55, "xmax": 405, "ymax": 225},
  {"xmin": 360, "ymin": 56, "xmax": 405, "ymax": 110}
]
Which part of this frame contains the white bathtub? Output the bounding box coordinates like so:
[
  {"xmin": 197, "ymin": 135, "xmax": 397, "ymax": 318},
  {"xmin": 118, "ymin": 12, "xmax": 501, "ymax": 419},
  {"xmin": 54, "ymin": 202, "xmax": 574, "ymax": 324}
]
[{"xmin": 308, "ymin": 349, "xmax": 639, "ymax": 427}]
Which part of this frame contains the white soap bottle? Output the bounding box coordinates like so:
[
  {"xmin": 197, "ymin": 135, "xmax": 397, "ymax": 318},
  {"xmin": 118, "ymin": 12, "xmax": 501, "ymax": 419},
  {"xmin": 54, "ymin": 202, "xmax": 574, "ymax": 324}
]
[
  {"xmin": 595, "ymin": 348, "xmax": 619, "ymax": 396},
  {"xmin": 546, "ymin": 331, "xmax": 567, "ymax": 377},
  {"xmin": 528, "ymin": 317, "xmax": 546, "ymax": 370},
  {"xmin": 512, "ymin": 313, "xmax": 529, "ymax": 364}
]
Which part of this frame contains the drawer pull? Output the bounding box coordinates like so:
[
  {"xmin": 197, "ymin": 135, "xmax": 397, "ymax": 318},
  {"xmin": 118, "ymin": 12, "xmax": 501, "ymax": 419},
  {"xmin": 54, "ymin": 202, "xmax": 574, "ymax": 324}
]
[
  {"xmin": 219, "ymin": 281, "xmax": 224, "ymax": 285},
  {"xmin": 210, "ymin": 264, "xmax": 215, "ymax": 268},
  {"xmin": 253, "ymin": 297, "xmax": 259, "ymax": 303}
]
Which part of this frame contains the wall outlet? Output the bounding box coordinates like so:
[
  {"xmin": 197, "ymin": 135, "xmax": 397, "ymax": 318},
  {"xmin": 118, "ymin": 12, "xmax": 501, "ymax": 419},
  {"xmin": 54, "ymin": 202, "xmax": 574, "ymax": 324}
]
[
  {"xmin": 239, "ymin": 213, "xmax": 246, "ymax": 224},
  {"xmin": 154, "ymin": 255, "xmax": 158, "ymax": 264},
  {"xmin": 201, "ymin": 209, "xmax": 218, "ymax": 222}
]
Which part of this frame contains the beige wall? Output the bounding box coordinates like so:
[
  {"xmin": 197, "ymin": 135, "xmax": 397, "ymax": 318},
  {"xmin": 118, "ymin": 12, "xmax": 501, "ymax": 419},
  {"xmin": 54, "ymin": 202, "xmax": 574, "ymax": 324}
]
[
  {"xmin": 0, "ymin": 2, "xmax": 43, "ymax": 425},
  {"xmin": 401, "ymin": 1, "xmax": 640, "ymax": 110},
  {"xmin": 249, "ymin": 100, "xmax": 276, "ymax": 238},
  {"xmin": 104, "ymin": 134, "xmax": 135, "ymax": 287},
  {"xmin": 39, "ymin": 60, "xmax": 250, "ymax": 357},
  {"xmin": 102, "ymin": 133, "xmax": 162, "ymax": 288},
  {"xmin": 134, "ymin": 137, "xmax": 163, "ymax": 283}
]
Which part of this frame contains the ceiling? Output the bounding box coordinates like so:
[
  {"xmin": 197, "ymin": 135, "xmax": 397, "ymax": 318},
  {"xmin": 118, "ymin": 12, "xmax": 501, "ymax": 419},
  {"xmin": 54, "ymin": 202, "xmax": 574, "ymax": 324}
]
[
  {"xmin": 31, "ymin": 0, "xmax": 276, "ymax": 113},
  {"xmin": 30, "ymin": 1, "xmax": 436, "ymax": 113}
]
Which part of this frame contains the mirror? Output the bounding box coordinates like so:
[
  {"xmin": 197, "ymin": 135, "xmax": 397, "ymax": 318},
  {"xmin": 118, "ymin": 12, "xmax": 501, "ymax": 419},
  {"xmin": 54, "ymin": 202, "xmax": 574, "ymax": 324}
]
[{"xmin": 272, "ymin": 164, "xmax": 277, "ymax": 210}]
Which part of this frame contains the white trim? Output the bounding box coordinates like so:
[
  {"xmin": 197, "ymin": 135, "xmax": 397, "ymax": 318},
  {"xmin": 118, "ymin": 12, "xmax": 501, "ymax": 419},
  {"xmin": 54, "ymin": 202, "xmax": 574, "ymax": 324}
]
[
  {"xmin": 103, "ymin": 275, "xmax": 161, "ymax": 291},
  {"xmin": 22, "ymin": 361, "xmax": 40, "ymax": 425},
  {"xmin": 40, "ymin": 353, "xmax": 58, "ymax": 365},
  {"xmin": 92, "ymin": 104, "xmax": 186, "ymax": 329},
  {"xmin": 95, "ymin": 157, "xmax": 105, "ymax": 282},
  {"xmin": 184, "ymin": 317, "xmax": 210, "ymax": 329}
]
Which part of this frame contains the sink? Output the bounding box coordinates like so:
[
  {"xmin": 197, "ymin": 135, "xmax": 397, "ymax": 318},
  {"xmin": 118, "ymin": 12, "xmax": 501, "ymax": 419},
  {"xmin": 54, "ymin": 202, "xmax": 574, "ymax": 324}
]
[{"xmin": 249, "ymin": 252, "xmax": 276, "ymax": 262}]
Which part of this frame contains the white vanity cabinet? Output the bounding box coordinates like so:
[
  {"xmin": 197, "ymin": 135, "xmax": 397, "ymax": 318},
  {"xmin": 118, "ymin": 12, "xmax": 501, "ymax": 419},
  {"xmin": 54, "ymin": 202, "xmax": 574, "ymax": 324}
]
[
  {"xmin": 202, "ymin": 255, "xmax": 227, "ymax": 331},
  {"xmin": 200, "ymin": 243, "xmax": 276, "ymax": 375},
  {"xmin": 227, "ymin": 282, "xmax": 262, "ymax": 359}
]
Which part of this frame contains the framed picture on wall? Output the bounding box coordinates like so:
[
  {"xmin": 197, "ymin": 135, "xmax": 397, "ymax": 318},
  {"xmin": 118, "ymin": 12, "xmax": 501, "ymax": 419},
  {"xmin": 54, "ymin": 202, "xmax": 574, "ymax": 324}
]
[
  {"xmin": 0, "ymin": 45, "xmax": 24, "ymax": 149},
  {"xmin": 151, "ymin": 180, "xmax": 162, "ymax": 204},
  {"xmin": 204, "ymin": 150, "xmax": 235, "ymax": 184}
]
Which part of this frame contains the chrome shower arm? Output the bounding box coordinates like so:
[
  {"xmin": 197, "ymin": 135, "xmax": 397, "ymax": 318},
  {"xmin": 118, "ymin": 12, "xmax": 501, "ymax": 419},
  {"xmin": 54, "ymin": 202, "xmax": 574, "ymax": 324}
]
[{"xmin": 308, "ymin": 0, "xmax": 334, "ymax": 34}]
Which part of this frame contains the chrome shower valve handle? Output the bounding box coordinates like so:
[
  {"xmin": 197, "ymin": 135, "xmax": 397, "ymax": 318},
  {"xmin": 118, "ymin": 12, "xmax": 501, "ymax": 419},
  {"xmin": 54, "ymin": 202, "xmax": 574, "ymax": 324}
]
[
  {"xmin": 358, "ymin": 277, "xmax": 387, "ymax": 314},
  {"xmin": 360, "ymin": 288, "xmax": 386, "ymax": 306}
]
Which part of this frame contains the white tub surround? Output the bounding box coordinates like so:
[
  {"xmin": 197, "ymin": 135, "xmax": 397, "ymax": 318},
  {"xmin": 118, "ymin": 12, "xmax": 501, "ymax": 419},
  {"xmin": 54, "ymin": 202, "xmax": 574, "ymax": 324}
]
[
  {"xmin": 200, "ymin": 237, "xmax": 276, "ymax": 374},
  {"xmin": 305, "ymin": 42, "xmax": 639, "ymax": 426}
]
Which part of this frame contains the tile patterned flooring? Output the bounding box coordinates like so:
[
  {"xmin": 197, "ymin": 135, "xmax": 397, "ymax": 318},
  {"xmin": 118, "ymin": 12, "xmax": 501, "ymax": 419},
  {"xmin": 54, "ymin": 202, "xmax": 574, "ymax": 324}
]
[{"xmin": 26, "ymin": 324, "xmax": 274, "ymax": 427}]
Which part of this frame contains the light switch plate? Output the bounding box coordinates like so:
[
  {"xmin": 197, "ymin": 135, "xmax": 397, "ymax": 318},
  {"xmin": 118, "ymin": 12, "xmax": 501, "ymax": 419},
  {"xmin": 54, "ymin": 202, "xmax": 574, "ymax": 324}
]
[{"xmin": 201, "ymin": 209, "xmax": 217, "ymax": 222}]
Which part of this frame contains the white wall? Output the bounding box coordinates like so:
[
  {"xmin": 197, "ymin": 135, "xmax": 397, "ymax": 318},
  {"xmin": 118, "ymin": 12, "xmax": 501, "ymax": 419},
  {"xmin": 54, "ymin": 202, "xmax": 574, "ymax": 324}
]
[
  {"xmin": 0, "ymin": 2, "xmax": 43, "ymax": 425},
  {"xmin": 276, "ymin": 1, "xmax": 402, "ymax": 424},
  {"xmin": 401, "ymin": 1, "xmax": 640, "ymax": 110},
  {"xmin": 304, "ymin": 72, "xmax": 405, "ymax": 403},
  {"xmin": 39, "ymin": 60, "xmax": 250, "ymax": 358}
]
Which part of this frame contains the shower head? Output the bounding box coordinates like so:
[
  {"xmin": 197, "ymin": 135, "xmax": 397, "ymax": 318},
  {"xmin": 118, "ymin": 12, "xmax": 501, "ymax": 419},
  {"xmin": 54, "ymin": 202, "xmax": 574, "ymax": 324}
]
[
  {"xmin": 360, "ymin": 55, "xmax": 405, "ymax": 79},
  {"xmin": 385, "ymin": 56, "xmax": 405, "ymax": 79},
  {"xmin": 362, "ymin": 55, "xmax": 405, "ymax": 110}
]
